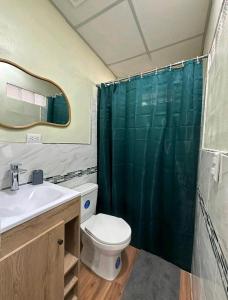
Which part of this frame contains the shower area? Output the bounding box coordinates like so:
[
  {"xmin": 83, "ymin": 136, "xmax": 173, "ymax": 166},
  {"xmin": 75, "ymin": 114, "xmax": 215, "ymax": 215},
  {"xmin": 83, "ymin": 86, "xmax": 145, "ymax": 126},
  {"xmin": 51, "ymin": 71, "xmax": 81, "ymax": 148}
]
[{"xmin": 97, "ymin": 57, "xmax": 205, "ymax": 272}]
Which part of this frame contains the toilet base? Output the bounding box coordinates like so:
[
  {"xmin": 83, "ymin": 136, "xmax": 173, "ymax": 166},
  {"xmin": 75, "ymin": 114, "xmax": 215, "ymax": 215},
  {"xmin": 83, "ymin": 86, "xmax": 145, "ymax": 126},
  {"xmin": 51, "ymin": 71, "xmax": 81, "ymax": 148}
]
[
  {"xmin": 81, "ymin": 231, "xmax": 130, "ymax": 281},
  {"xmin": 81, "ymin": 247, "xmax": 122, "ymax": 281}
]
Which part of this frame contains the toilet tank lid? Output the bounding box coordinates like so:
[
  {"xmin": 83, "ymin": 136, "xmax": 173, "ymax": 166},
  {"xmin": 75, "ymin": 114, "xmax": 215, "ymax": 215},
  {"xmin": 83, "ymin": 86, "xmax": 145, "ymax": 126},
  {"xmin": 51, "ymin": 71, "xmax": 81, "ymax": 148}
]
[{"xmin": 73, "ymin": 183, "xmax": 98, "ymax": 196}]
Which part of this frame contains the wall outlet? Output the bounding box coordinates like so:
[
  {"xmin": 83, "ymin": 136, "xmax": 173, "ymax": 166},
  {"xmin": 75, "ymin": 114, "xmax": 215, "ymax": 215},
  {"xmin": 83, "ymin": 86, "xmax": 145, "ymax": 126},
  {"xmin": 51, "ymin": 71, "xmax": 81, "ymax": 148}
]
[{"xmin": 26, "ymin": 133, "xmax": 42, "ymax": 144}]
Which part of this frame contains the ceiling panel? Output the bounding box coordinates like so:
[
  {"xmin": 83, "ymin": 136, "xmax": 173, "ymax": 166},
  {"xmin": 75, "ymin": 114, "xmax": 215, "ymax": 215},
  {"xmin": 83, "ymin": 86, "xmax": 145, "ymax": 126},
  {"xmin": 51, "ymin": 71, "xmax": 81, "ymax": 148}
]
[
  {"xmin": 51, "ymin": 0, "xmax": 117, "ymax": 27},
  {"xmin": 150, "ymin": 36, "xmax": 203, "ymax": 68},
  {"xmin": 77, "ymin": 1, "xmax": 146, "ymax": 64},
  {"xmin": 109, "ymin": 36, "xmax": 203, "ymax": 77},
  {"xmin": 109, "ymin": 54, "xmax": 153, "ymax": 77},
  {"xmin": 132, "ymin": 0, "xmax": 209, "ymax": 51},
  {"xmin": 51, "ymin": 0, "xmax": 210, "ymax": 77}
]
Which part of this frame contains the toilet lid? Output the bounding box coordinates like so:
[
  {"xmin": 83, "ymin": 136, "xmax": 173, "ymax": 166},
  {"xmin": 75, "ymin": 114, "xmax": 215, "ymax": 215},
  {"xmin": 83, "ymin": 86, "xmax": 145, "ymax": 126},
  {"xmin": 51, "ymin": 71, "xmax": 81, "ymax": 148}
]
[{"xmin": 85, "ymin": 213, "xmax": 131, "ymax": 245}]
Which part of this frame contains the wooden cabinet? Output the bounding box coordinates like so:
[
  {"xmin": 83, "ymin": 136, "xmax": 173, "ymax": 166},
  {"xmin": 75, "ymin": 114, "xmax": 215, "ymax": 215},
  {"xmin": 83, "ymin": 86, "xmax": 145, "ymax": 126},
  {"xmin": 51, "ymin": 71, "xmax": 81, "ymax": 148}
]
[
  {"xmin": 0, "ymin": 222, "xmax": 64, "ymax": 300},
  {"xmin": 0, "ymin": 197, "xmax": 80, "ymax": 300}
]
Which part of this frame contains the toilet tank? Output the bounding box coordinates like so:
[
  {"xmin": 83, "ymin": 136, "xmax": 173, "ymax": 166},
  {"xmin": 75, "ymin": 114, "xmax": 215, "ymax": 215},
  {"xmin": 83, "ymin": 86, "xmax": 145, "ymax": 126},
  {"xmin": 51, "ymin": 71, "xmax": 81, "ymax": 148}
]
[{"xmin": 73, "ymin": 183, "xmax": 98, "ymax": 223}]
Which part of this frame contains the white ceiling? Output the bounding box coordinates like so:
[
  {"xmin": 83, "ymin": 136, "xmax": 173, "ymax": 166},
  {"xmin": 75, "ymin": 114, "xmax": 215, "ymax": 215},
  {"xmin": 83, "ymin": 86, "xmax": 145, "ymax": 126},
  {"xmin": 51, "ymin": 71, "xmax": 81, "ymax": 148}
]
[{"xmin": 51, "ymin": 0, "xmax": 211, "ymax": 78}]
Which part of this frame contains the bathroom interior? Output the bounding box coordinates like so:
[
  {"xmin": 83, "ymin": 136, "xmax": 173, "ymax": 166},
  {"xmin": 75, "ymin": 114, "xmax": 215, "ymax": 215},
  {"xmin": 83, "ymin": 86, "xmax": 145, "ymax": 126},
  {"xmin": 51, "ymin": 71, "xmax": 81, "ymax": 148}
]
[{"xmin": 0, "ymin": 0, "xmax": 227, "ymax": 299}]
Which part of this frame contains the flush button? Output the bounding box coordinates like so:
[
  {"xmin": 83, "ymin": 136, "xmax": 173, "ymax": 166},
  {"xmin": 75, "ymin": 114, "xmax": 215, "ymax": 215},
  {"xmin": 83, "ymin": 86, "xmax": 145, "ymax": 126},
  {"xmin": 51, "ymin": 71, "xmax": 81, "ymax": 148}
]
[{"xmin": 84, "ymin": 200, "xmax": 90, "ymax": 209}]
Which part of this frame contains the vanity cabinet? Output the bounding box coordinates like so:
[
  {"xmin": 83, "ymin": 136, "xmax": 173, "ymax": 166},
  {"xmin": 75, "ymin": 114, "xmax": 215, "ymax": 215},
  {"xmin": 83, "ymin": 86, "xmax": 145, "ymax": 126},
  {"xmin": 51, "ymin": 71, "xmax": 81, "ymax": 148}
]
[
  {"xmin": 0, "ymin": 197, "xmax": 80, "ymax": 300},
  {"xmin": 0, "ymin": 222, "xmax": 64, "ymax": 300}
]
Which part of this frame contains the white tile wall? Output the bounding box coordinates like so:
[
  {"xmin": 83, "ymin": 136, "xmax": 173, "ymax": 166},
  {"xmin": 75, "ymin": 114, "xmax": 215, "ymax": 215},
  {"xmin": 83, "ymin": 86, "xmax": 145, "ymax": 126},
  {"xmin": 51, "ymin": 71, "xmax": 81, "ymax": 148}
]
[
  {"xmin": 197, "ymin": 150, "xmax": 214, "ymax": 207},
  {"xmin": 192, "ymin": 149, "xmax": 228, "ymax": 300},
  {"xmin": 208, "ymin": 154, "xmax": 228, "ymax": 257},
  {"xmin": 192, "ymin": 200, "xmax": 227, "ymax": 300},
  {"xmin": 0, "ymin": 87, "xmax": 98, "ymax": 190}
]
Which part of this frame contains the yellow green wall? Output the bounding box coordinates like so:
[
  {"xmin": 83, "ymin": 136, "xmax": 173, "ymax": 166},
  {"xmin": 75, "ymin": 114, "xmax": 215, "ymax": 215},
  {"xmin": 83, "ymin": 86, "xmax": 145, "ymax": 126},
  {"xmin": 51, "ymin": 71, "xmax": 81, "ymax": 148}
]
[{"xmin": 0, "ymin": 0, "xmax": 115, "ymax": 143}]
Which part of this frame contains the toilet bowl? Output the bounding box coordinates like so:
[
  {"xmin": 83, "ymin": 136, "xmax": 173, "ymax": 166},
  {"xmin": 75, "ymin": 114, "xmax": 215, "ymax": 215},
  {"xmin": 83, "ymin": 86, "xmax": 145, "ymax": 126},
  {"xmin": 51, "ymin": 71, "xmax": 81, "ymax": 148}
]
[{"xmin": 73, "ymin": 183, "xmax": 131, "ymax": 281}]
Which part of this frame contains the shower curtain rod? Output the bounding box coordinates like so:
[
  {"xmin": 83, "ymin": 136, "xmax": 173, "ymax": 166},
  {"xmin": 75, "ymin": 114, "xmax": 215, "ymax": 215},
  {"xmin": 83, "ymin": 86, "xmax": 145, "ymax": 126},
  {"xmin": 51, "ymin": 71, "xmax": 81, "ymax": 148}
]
[{"xmin": 96, "ymin": 54, "xmax": 208, "ymax": 87}]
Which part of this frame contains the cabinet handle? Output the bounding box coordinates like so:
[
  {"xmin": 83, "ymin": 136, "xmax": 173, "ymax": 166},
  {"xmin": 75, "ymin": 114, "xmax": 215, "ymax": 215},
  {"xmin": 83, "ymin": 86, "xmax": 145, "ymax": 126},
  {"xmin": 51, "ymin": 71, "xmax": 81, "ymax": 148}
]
[{"xmin": 57, "ymin": 239, "xmax": 64, "ymax": 245}]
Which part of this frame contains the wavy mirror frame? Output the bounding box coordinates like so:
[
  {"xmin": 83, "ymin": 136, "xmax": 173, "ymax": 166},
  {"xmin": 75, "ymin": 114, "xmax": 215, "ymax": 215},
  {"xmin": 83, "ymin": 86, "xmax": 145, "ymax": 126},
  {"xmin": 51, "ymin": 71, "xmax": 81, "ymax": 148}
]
[{"xmin": 0, "ymin": 58, "xmax": 71, "ymax": 129}]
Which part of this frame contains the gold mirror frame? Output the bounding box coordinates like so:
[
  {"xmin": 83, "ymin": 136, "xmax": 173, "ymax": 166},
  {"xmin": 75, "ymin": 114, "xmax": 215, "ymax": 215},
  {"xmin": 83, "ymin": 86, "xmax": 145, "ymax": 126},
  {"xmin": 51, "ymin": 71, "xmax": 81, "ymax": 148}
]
[{"xmin": 0, "ymin": 58, "xmax": 71, "ymax": 129}]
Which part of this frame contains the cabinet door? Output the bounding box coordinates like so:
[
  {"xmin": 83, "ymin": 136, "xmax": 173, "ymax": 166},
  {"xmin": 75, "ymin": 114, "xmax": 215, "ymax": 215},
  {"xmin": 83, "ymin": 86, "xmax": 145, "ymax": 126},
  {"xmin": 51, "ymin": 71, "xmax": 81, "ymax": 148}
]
[{"xmin": 0, "ymin": 222, "xmax": 64, "ymax": 300}]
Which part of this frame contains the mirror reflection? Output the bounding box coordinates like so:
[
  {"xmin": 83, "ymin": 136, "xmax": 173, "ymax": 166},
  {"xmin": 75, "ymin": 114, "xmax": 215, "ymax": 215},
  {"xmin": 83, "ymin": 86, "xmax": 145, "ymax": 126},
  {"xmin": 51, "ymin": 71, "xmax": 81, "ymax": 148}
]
[{"xmin": 0, "ymin": 61, "xmax": 70, "ymax": 128}]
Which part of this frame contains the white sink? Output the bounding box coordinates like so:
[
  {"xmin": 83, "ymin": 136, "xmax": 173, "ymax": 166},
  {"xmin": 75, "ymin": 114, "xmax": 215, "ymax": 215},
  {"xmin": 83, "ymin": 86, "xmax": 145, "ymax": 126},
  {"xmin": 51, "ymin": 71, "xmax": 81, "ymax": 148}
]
[{"xmin": 0, "ymin": 182, "xmax": 81, "ymax": 233}]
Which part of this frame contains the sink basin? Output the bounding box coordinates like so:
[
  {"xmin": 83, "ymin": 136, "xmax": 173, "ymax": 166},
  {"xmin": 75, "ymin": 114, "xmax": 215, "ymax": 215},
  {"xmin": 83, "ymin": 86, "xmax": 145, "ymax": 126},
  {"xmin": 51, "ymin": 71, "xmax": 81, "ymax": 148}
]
[
  {"xmin": 0, "ymin": 182, "xmax": 81, "ymax": 233},
  {"xmin": 0, "ymin": 186, "xmax": 64, "ymax": 218}
]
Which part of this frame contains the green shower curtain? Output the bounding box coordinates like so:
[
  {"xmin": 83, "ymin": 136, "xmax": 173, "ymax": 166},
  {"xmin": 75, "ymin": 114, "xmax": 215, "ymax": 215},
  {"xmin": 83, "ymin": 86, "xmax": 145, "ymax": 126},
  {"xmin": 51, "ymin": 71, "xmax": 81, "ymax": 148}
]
[
  {"xmin": 47, "ymin": 95, "xmax": 68, "ymax": 124},
  {"xmin": 97, "ymin": 60, "xmax": 203, "ymax": 272}
]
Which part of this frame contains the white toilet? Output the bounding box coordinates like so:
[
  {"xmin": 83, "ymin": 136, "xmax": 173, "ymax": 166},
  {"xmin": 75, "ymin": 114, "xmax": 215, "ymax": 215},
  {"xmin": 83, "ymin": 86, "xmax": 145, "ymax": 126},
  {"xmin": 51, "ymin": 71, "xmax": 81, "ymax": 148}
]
[{"xmin": 74, "ymin": 183, "xmax": 131, "ymax": 281}]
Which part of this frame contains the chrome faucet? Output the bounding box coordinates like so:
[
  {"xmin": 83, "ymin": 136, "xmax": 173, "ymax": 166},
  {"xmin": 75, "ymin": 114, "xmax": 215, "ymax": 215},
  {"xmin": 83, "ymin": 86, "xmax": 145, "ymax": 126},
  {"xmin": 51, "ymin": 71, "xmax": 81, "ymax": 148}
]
[{"xmin": 10, "ymin": 163, "xmax": 21, "ymax": 191}]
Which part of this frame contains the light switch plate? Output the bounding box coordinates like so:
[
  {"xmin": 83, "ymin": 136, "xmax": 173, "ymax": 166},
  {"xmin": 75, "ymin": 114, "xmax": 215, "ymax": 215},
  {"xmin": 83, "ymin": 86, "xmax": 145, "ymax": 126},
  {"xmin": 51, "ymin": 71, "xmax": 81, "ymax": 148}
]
[
  {"xmin": 211, "ymin": 152, "xmax": 220, "ymax": 182},
  {"xmin": 26, "ymin": 133, "xmax": 42, "ymax": 144}
]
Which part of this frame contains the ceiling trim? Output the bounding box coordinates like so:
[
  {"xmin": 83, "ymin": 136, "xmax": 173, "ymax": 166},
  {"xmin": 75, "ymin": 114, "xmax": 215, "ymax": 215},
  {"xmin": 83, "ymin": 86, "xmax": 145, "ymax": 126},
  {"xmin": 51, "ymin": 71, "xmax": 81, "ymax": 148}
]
[
  {"xmin": 207, "ymin": 0, "xmax": 226, "ymax": 55},
  {"xmin": 108, "ymin": 33, "xmax": 204, "ymax": 66},
  {"xmin": 75, "ymin": 0, "xmax": 125, "ymax": 29},
  {"xmin": 51, "ymin": 1, "xmax": 117, "ymax": 79},
  {"xmin": 201, "ymin": 0, "xmax": 213, "ymax": 54},
  {"xmin": 127, "ymin": 0, "xmax": 152, "ymax": 61}
]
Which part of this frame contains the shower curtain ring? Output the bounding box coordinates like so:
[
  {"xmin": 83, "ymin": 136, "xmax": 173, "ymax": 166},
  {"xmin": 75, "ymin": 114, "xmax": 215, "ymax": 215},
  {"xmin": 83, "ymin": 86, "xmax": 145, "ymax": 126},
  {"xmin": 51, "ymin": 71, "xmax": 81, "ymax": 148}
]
[
  {"xmin": 155, "ymin": 68, "xmax": 158, "ymax": 75},
  {"xmin": 128, "ymin": 75, "xmax": 131, "ymax": 82},
  {"xmin": 181, "ymin": 61, "xmax": 184, "ymax": 67},
  {"xmin": 196, "ymin": 56, "xmax": 200, "ymax": 64},
  {"xmin": 169, "ymin": 64, "xmax": 172, "ymax": 71},
  {"xmin": 140, "ymin": 72, "xmax": 143, "ymax": 79}
]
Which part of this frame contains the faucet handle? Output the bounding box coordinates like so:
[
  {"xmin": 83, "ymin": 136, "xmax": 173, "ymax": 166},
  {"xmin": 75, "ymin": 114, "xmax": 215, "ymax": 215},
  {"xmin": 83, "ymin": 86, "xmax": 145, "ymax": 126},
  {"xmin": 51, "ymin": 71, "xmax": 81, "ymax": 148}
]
[{"xmin": 10, "ymin": 163, "xmax": 22, "ymax": 170}]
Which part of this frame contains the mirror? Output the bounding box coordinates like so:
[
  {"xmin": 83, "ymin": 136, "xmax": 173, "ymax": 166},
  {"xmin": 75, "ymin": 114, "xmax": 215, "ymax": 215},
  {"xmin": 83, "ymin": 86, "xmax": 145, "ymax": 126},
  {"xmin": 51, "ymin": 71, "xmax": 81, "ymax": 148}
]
[{"xmin": 0, "ymin": 59, "xmax": 71, "ymax": 129}]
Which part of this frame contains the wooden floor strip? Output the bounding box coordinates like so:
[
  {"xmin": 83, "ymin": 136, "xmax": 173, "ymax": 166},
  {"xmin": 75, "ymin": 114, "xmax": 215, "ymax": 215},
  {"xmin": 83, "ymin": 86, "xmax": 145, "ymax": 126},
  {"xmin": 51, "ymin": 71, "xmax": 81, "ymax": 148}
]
[
  {"xmin": 79, "ymin": 246, "xmax": 139, "ymax": 300},
  {"xmin": 79, "ymin": 246, "xmax": 191, "ymax": 300},
  {"xmin": 179, "ymin": 271, "xmax": 192, "ymax": 300}
]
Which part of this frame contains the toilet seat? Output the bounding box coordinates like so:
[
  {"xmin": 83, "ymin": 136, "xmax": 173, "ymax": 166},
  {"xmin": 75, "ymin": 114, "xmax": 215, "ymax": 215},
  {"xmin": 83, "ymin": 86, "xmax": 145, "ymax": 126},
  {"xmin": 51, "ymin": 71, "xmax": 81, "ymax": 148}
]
[{"xmin": 83, "ymin": 213, "xmax": 131, "ymax": 245}]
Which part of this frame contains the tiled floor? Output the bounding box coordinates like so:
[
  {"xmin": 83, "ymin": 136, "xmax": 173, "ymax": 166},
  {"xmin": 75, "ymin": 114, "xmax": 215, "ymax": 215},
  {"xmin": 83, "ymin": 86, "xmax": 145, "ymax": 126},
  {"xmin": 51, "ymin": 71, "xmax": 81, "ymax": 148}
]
[{"xmin": 78, "ymin": 246, "xmax": 191, "ymax": 300}]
